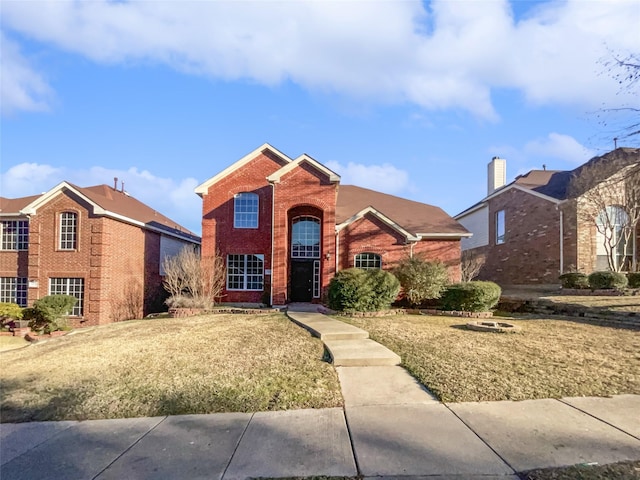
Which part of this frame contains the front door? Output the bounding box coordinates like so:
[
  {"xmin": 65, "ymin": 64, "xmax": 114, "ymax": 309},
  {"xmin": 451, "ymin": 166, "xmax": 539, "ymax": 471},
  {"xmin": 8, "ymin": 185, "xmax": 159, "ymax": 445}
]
[{"xmin": 290, "ymin": 260, "xmax": 314, "ymax": 302}]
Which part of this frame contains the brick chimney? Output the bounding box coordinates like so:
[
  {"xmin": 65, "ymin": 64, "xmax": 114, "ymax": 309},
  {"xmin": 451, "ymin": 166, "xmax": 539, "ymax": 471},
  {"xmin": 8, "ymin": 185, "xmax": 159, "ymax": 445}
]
[{"xmin": 487, "ymin": 157, "xmax": 506, "ymax": 195}]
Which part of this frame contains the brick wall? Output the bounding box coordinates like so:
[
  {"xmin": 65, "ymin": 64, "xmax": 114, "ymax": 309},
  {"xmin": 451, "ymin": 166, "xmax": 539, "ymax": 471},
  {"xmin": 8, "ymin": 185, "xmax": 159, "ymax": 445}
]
[
  {"xmin": 478, "ymin": 189, "xmax": 562, "ymax": 284},
  {"xmin": 201, "ymin": 151, "xmax": 285, "ymax": 303},
  {"xmin": 338, "ymin": 213, "xmax": 462, "ymax": 282},
  {"xmin": 2, "ymin": 189, "xmax": 170, "ymax": 327}
]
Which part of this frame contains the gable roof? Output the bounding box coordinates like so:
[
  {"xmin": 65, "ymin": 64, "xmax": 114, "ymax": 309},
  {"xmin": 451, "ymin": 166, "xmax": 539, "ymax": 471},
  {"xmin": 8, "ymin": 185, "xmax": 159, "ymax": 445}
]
[
  {"xmin": 194, "ymin": 143, "xmax": 292, "ymax": 196},
  {"xmin": 455, "ymin": 147, "xmax": 640, "ymax": 219},
  {"xmin": 267, "ymin": 154, "xmax": 340, "ymax": 184},
  {"xmin": 336, "ymin": 185, "xmax": 470, "ymax": 239},
  {"xmin": 1, "ymin": 182, "xmax": 199, "ymax": 243}
]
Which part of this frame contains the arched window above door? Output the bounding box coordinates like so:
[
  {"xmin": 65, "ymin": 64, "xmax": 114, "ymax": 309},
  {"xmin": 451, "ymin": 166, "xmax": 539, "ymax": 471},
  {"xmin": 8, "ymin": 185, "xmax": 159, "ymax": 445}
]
[{"xmin": 291, "ymin": 216, "xmax": 320, "ymax": 258}]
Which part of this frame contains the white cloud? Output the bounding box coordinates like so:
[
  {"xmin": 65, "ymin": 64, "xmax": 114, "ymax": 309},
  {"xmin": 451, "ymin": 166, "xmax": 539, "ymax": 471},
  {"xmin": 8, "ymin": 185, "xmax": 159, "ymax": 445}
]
[
  {"xmin": 524, "ymin": 133, "xmax": 596, "ymax": 164},
  {"xmin": 325, "ymin": 160, "xmax": 411, "ymax": 195},
  {"xmin": 0, "ymin": 163, "xmax": 202, "ymax": 233},
  {"xmin": 0, "ymin": 33, "xmax": 53, "ymax": 115},
  {"xmin": 1, "ymin": 0, "xmax": 638, "ymax": 116}
]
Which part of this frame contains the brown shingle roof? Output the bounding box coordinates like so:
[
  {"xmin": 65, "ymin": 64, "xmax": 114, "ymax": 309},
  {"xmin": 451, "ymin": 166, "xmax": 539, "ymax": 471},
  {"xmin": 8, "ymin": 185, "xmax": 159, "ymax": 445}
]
[
  {"xmin": 336, "ymin": 185, "xmax": 469, "ymax": 236},
  {"xmin": 1, "ymin": 184, "xmax": 199, "ymax": 241},
  {"xmin": 0, "ymin": 195, "xmax": 41, "ymax": 215}
]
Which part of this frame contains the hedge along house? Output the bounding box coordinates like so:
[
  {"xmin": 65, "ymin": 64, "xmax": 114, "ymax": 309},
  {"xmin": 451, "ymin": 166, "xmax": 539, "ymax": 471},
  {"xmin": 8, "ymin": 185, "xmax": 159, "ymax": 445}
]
[
  {"xmin": 455, "ymin": 147, "xmax": 639, "ymax": 285},
  {"xmin": 0, "ymin": 181, "xmax": 200, "ymax": 326},
  {"xmin": 195, "ymin": 144, "xmax": 471, "ymax": 306}
]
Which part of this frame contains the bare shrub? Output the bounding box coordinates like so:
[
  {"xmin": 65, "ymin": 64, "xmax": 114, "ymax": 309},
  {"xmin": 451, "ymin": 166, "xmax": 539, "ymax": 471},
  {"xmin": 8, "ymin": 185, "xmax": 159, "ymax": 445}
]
[
  {"xmin": 110, "ymin": 280, "xmax": 144, "ymax": 322},
  {"xmin": 162, "ymin": 247, "xmax": 225, "ymax": 308},
  {"xmin": 460, "ymin": 250, "xmax": 486, "ymax": 282}
]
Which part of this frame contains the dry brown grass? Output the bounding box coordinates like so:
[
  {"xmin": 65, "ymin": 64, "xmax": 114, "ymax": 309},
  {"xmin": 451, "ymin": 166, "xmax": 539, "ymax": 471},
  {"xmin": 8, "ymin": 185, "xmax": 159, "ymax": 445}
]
[
  {"xmin": 0, "ymin": 336, "xmax": 30, "ymax": 352},
  {"xmin": 542, "ymin": 295, "xmax": 640, "ymax": 313},
  {"xmin": 345, "ymin": 314, "xmax": 640, "ymax": 403},
  {"xmin": 0, "ymin": 313, "xmax": 342, "ymax": 423}
]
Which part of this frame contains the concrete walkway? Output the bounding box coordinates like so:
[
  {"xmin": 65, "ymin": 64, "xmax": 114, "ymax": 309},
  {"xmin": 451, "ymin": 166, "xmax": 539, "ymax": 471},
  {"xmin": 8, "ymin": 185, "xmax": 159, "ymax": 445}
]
[{"xmin": 2, "ymin": 306, "xmax": 639, "ymax": 479}]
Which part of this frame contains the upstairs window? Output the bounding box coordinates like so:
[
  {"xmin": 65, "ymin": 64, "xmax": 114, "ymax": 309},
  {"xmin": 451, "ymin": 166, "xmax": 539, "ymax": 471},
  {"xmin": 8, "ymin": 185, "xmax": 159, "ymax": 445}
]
[
  {"xmin": 355, "ymin": 253, "xmax": 382, "ymax": 270},
  {"xmin": 60, "ymin": 212, "xmax": 78, "ymax": 250},
  {"xmin": 1, "ymin": 220, "xmax": 29, "ymax": 251},
  {"xmin": 496, "ymin": 210, "xmax": 505, "ymax": 245},
  {"xmin": 234, "ymin": 193, "xmax": 259, "ymax": 228},
  {"xmin": 291, "ymin": 216, "xmax": 320, "ymax": 258}
]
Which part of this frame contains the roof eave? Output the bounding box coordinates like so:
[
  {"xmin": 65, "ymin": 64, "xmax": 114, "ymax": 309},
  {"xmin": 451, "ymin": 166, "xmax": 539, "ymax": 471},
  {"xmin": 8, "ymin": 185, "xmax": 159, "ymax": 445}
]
[{"xmin": 194, "ymin": 143, "xmax": 293, "ymax": 196}]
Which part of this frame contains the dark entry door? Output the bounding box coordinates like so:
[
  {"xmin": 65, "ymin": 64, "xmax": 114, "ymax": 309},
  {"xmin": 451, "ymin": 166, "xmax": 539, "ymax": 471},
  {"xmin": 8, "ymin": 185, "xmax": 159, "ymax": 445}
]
[{"xmin": 290, "ymin": 260, "xmax": 314, "ymax": 302}]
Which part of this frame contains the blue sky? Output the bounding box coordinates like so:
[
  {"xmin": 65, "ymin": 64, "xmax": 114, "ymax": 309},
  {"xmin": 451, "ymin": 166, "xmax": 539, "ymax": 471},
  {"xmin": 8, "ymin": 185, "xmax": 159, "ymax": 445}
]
[{"xmin": 1, "ymin": 0, "xmax": 638, "ymax": 235}]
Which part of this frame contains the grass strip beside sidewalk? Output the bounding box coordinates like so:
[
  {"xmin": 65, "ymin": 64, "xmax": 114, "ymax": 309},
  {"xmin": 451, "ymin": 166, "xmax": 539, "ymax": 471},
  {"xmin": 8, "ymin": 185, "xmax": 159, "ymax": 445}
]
[{"xmin": 1, "ymin": 313, "xmax": 342, "ymax": 423}]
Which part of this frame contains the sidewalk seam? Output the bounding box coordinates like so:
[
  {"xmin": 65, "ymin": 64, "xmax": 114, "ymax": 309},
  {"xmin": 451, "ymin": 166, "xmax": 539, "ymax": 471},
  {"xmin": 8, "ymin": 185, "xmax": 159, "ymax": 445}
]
[
  {"xmin": 443, "ymin": 403, "xmax": 518, "ymax": 476},
  {"xmin": 91, "ymin": 416, "xmax": 167, "ymax": 480},
  {"xmin": 220, "ymin": 412, "xmax": 255, "ymax": 480},
  {"xmin": 557, "ymin": 398, "xmax": 640, "ymax": 441},
  {"xmin": 341, "ymin": 408, "xmax": 361, "ymax": 476}
]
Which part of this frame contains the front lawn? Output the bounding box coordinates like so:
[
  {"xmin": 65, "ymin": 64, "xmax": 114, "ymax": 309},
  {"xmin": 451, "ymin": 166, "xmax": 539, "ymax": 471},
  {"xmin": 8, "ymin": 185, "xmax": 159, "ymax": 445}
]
[
  {"xmin": 345, "ymin": 315, "xmax": 640, "ymax": 402},
  {"xmin": 0, "ymin": 313, "xmax": 342, "ymax": 423}
]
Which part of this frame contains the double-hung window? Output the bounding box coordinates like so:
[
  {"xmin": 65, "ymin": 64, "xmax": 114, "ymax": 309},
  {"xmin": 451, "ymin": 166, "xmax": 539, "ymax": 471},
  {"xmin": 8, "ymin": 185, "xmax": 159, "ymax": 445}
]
[
  {"xmin": 0, "ymin": 277, "xmax": 28, "ymax": 306},
  {"xmin": 1, "ymin": 220, "xmax": 29, "ymax": 250},
  {"xmin": 355, "ymin": 252, "xmax": 382, "ymax": 269},
  {"xmin": 234, "ymin": 193, "xmax": 259, "ymax": 228},
  {"xmin": 49, "ymin": 278, "xmax": 84, "ymax": 316},
  {"xmin": 227, "ymin": 254, "xmax": 264, "ymax": 290},
  {"xmin": 60, "ymin": 212, "xmax": 78, "ymax": 250}
]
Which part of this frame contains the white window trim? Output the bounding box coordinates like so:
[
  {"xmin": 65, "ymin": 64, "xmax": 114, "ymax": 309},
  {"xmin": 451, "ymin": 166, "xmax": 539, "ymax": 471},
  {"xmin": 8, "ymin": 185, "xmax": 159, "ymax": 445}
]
[
  {"xmin": 48, "ymin": 277, "xmax": 84, "ymax": 316},
  {"xmin": 233, "ymin": 193, "xmax": 259, "ymax": 229},
  {"xmin": 354, "ymin": 252, "xmax": 382, "ymax": 270},
  {"xmin": 226, "ymin": 254, "xmax": 264, "ymax": 291},
  {"xmin": 1, "ymin": 220, "xmax": 29, "ymax": 251},
  {"xmin": 59, "ymin": 212, "xmax": 78, "ymax": 250}
]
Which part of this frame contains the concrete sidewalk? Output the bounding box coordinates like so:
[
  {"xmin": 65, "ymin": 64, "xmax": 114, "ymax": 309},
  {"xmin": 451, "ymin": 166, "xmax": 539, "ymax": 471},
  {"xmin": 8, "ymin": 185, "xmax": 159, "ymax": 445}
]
[
  {"xmin": 2, "ymin": 396, "xmax": 639, "ymax": 479},
  {"xmin": 2, "ymin": 306, "xmax": 639, "ymax": 479}
]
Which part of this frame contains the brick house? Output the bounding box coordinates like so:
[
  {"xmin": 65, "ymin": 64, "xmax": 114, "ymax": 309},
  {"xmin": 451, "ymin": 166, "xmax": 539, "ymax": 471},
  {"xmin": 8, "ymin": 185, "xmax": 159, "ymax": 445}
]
[
  {"xmin": 455, "ymin": 148, "xmax": 640, "ymax": 285},
  {"xmin": 195, "ymin": 143, "xmax": 470, "ymax": 305},
  {"xmin": 0, "ymin": 181, "xmax": 200, "ymax": 326}
]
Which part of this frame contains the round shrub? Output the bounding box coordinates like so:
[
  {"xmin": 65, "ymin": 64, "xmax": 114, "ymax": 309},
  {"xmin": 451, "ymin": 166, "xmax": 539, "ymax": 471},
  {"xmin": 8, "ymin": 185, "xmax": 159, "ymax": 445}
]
[
  {"xmin": 588, "ymin": 271, "xmax": 628, "ymax": 290},
  {"xmin": 440, "ymin": 281, "xmax": 502, "ymax": 312},
  {"xmin": 328, "ymin": 268, "xmax": 400, "ymax": 312},
  {"xmin": 394, "ymin": 258, "xmax": 449, "ymax": 307},
  {"xmin": 559, "ymin": 272, "xmax": 589, "ymax": 289},
  {"xmin": 628, "ymin": 272, "xmax": 640, "ymax": 288},
  {"xmin": 363, "ymin": 268, "xmax": 401, "ymax": 311}
]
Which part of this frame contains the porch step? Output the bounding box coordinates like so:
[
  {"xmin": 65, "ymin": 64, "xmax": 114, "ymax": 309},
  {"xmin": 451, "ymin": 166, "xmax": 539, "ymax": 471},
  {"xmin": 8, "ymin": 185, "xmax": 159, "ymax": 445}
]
[
  {"xmin": 324, "ymin": 339, "xmax": 401, "ymax": 367},
  {"xmin": 287, "ymin": 312, "xmax": 369, "ymax": 341}
]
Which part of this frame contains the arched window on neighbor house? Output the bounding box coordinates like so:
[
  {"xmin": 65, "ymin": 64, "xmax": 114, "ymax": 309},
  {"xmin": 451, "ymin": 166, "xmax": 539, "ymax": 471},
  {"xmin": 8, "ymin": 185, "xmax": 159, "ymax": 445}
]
[{"xmin": 595, "ymin": 205, "xmax": 633, "ymax": 271}]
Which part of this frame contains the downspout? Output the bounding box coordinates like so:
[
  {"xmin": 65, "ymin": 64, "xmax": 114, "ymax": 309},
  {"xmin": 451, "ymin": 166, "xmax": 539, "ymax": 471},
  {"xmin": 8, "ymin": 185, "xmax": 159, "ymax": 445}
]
[
  {"xmin": 335, "ymin": 229, "xmax": 340, "ymax": 273},
  {"xmin": 559, "ymin": 207, "xmax": 564, "ymax": 275},
  {"xmin": 269, "ymin": 181, "xmax": 275, "ymax": 306}
]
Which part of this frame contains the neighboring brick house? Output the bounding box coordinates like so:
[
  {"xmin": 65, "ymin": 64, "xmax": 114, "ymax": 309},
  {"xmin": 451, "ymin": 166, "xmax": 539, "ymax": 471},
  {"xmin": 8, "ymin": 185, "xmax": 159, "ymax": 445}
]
[
  {"xmin": 455, "ymin": 148, "xmax": 640, "ymax": 285},
  {"xmin": 0, "ymin": 182, "xmax": 200, "ymax": 326},
  {"xmin": 195, "ymin": 143, "xmax": 470, "ymax": 305}
]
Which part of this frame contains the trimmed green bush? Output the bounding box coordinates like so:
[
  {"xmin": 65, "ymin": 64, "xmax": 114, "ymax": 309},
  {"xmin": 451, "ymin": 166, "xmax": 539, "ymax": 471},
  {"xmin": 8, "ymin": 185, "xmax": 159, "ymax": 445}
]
[
  {"xmin": 628, "ymin": 272, "xmax": 640, "ymax": 288},
  {"xmin": 25, "ymin": 295, "xmax": 77, "ymax": 333},
  {"xmin": 394, "ymin": 258, "xmax": 449, "ymax": 307},
  {"xmin": 559, "ymin": 272, "xmax": 589, "ymax": 289},
  {"xmin": 328, "ymin": 268, "xmax": 400, "ymax": 312},
  {"xmin": 440, "ymin": 281, "xmax": 502, "ymax": 312},
  {"xmin": 588, "ymin": 271, "xmax": 628, "ymax": 290},
  {"xmin": 364, "ymin": 268, "xmax": 401, "ymax": 311},
  {"xmin": 0, "ymin": 302, "xmax": 23, "ymax": 322}
]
